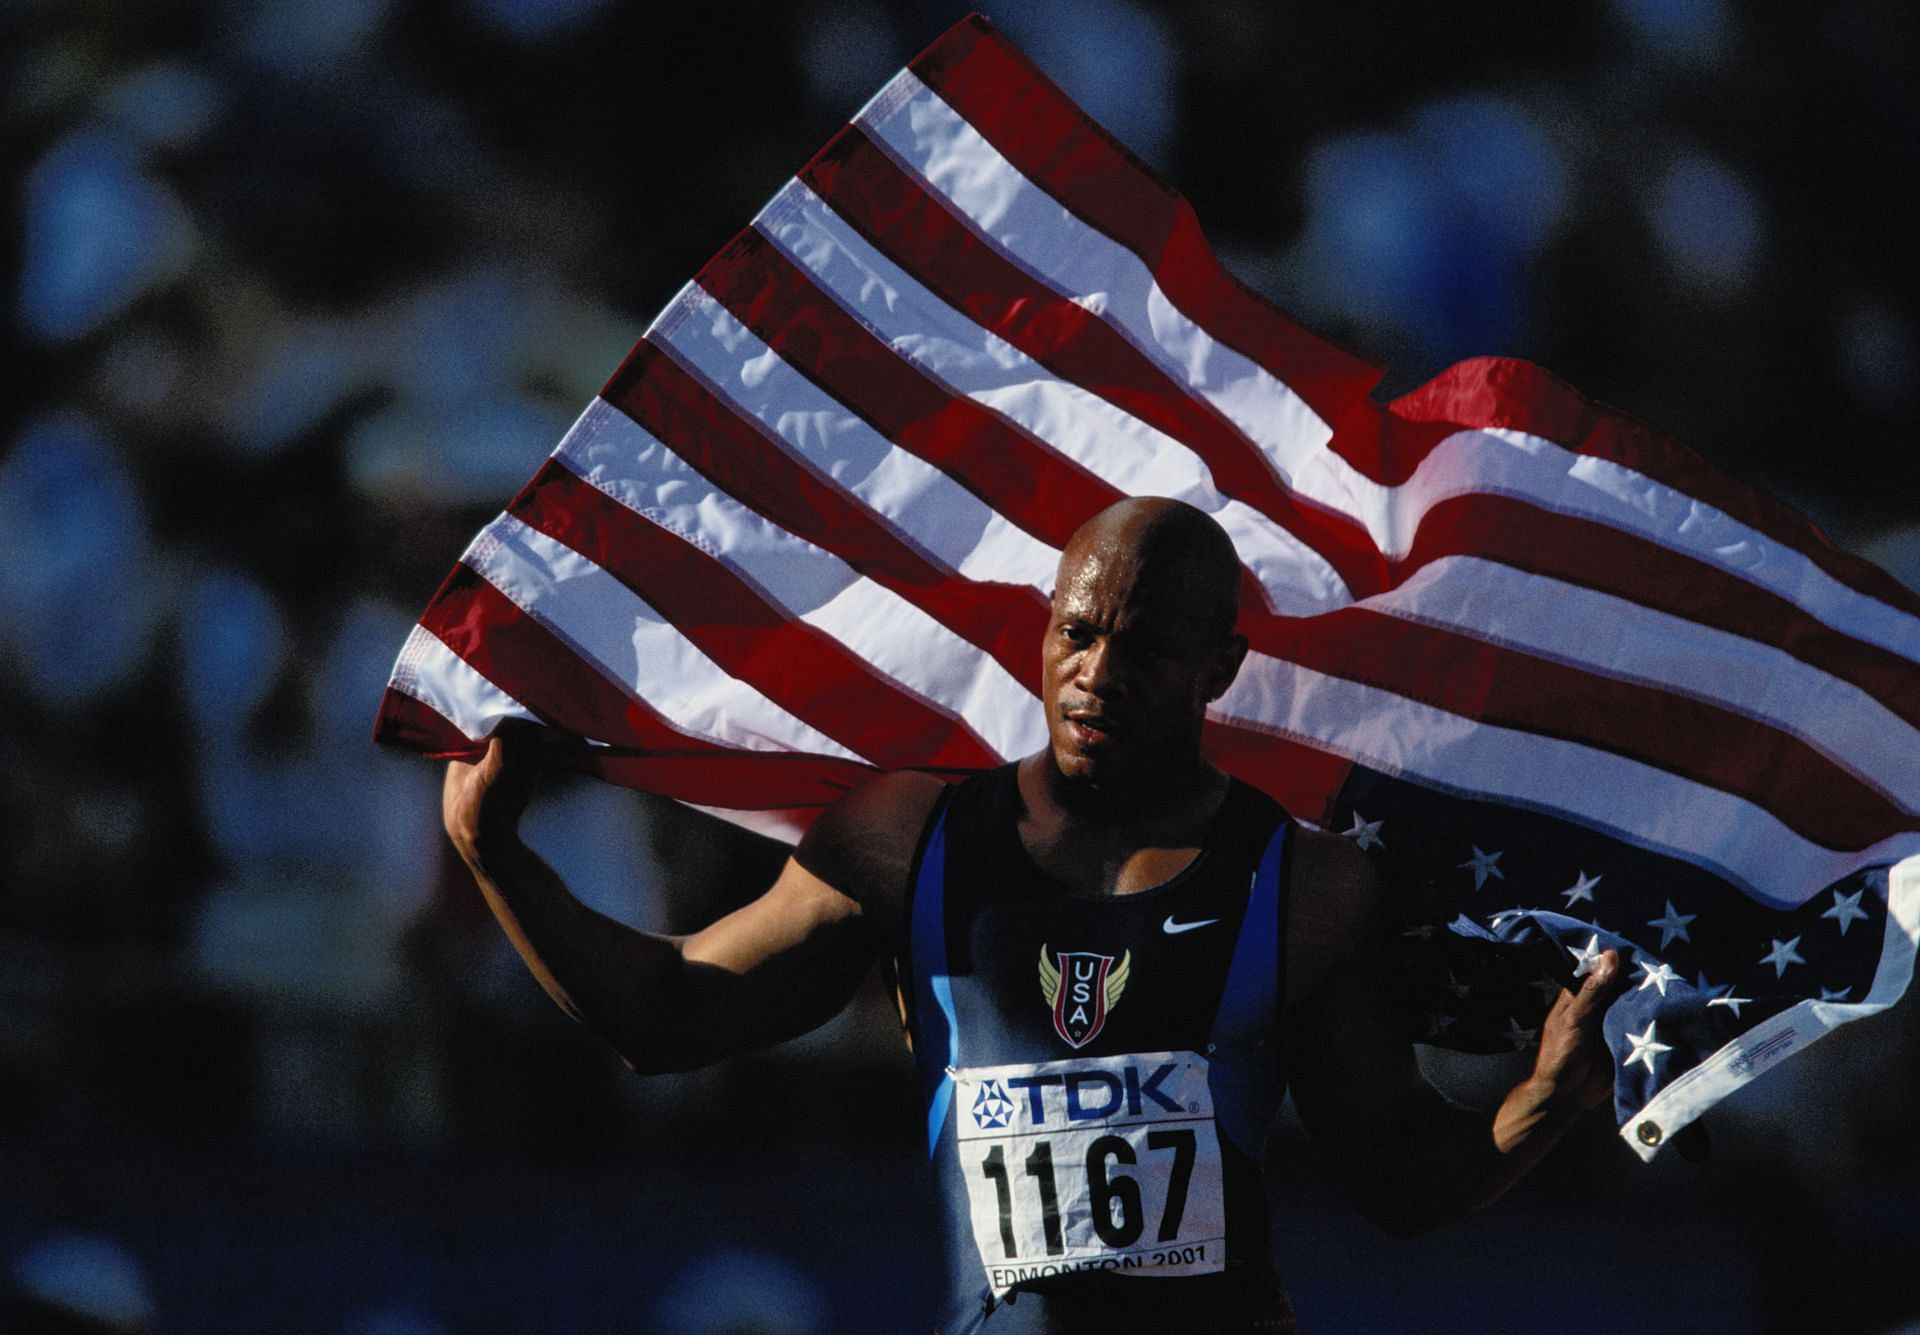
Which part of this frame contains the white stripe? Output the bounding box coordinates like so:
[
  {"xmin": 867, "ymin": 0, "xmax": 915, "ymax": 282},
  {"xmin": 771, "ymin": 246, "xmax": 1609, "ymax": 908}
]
[
  {"xmin": 1215, "ymin": 651, "xmax": 1903, "ymax": 904},
  {"xmin": 462, "ymin": 513, "xmax": 865, "ymax": 763},
  {"xmin": 1390, "ymin": 429, "xmax": 1920, "ymax": 665},
  {"xmin": 654, "ymin": 292, "xmax": 1059, "ymax": 592},
  {"xmin": 749, "ymin": 179, "xmax": 1353, "ymax": 614},
  {"xmin": 552, "ymin": 399, "xmax": 1047, "ymax": 762},
  {"xmin": 1375, "ymin": 557, "xmax": 1920, "ymax": 811},
  {"xmin": 681, "ymin": 801, "xmax": 812, "ymax": 846},
  {"xmin": 856, "ymin": 76, "xmax": 1351, "ymax": 504},
  {"xmin": 389, "ymin": 624, "xmax": 537, "ymax": 741}
]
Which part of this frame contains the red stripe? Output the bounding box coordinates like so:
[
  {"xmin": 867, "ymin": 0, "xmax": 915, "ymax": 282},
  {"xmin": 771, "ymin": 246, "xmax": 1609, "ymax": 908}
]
[
  {"xmin": 602, "ymin": 340, "xmax": 1053, "ymax": 693},
  {"xmin": 509, "ymin": 458, "xmax": 1006, "ymax": 772},
  {"xmin": 908, "ymin": 16, "xmax": 1381, "ymax": 429},
  {"xmin": 696, "ymin": 230, "xmax": 1122, "ymax": 550},
  {"xmin": 373, "ymin": 686, "xmax": 483, "ymax": 760},
  {"xmin": 375, "ymin": 680, "xmax": 940, "ymax": 829},
  {"xmin": 793, "ymin": 124, "xmax": 1388, "ymax": 600},
  {"xmin": 692, "ymin": 233, "xmax": 1274, "ymax": 622},
  {"xmin": 1239, "ymin": 606, "xmax": 1909, "ymax": 852},
  {"xmin": 417, "ymin": 567, "xmax": 884, "ymax": 808},
  {"xmin": 1395, "ymin": 494, "xmax": 1920, "ymax": 733},
  {"xmin": 1201, "ymin": 718, "xmax": 1353, "ymax": 829},
  {"xmin": 1386, "ymin": 357, "xmax": 1920, "ymax": 622}
]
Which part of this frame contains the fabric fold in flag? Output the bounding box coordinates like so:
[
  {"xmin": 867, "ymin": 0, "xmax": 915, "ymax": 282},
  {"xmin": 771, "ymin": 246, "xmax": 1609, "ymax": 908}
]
[{"xmin": 374, "ymin": 12, "xmax": 1920, "ymax": 1160}]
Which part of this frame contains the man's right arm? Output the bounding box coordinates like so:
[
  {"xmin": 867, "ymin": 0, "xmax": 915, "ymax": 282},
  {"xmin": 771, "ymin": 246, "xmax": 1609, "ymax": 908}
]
[
  {"xmin": 1281, "ymin": 829, "xmax": 1625, "ymax": 1236},
  {"xmin": 441, "ymin": 727, "xmax": 943, "ymax": 1073}
]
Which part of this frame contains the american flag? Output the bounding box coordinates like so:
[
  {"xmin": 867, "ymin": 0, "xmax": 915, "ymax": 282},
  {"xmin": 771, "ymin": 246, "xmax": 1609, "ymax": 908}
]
[{"xmin": 374, "ymin": 14, "xmax": 1920, "ymax": 1160}]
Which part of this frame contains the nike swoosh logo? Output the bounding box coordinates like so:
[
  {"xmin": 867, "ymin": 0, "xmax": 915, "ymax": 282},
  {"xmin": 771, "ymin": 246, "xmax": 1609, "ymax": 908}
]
[{"xmin": 1162, "ymin": 915, "xmax": 1221, "ymax": 935}]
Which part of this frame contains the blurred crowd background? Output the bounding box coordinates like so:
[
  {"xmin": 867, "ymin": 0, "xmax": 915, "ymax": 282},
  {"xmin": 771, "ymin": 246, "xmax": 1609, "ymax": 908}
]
[{"xmin": 2, "ymin": 0, "xmax": 1917, "ymax": 1331}]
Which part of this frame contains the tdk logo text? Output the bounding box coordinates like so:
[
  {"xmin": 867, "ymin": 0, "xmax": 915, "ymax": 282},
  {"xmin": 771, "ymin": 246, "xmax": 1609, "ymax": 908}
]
[{"xmin": 1003, "ymin": 1062, "xmax": 1183, "ymax": 1125}]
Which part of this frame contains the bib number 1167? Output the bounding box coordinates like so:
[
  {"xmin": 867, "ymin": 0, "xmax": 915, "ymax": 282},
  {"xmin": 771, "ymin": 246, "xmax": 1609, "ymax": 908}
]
[
  {"xmin": 950, "ymin": 1052, "xmax": 1226, "ymax": 1292},
  {"xmin": 979, "ymin": 1128, "xmax": 1196, "ymax": 1255}
]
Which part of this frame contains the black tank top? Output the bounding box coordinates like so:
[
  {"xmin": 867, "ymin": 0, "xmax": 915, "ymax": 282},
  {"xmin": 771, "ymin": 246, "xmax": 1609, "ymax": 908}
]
[{"xmin": 904, "ymin": 764, "xmax": 1299, "ymax": 1333}]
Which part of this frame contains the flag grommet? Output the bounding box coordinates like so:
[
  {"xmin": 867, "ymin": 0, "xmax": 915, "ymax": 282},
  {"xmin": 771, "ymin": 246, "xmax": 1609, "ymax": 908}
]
[{"xmin": 1635, "ymin": 1120, "xmax": 1663, "ymax": 1147}]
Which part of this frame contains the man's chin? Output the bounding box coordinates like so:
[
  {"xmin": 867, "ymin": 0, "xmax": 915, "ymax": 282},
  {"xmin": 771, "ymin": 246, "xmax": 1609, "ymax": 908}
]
[{"xmin": 1050, "ymin": 740, "xmax": 1131, "ymax": 786}]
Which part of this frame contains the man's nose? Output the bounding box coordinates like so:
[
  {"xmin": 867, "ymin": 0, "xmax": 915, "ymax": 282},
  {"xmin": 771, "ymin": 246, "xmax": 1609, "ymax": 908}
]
[{"xmin": 1074, "ymin": 638, "xmax": 1122, "ymax": 696}]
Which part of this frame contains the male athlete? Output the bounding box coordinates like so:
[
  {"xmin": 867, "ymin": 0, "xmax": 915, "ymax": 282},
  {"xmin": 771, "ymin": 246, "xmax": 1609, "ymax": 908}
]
[{"xmin": 442, "ymin": 496, "xmax": 1625, "ymax": 1332}]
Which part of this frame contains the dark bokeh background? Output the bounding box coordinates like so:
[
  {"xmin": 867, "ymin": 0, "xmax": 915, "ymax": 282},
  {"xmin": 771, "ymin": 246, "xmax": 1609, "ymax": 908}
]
[{"xmin": 3, "ymin": 1, "xmax": 1917, "ymax": 1332}]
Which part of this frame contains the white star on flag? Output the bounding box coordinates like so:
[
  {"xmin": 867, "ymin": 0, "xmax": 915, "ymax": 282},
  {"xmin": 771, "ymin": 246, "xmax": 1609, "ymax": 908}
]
[
  {"xmin": 1562, "ymin": 871, "xmax": 1602, "ymax": 906},
  {"xmin": 1530, "ymin": 974, "xmax": 1565, "ymax": 1004},
  {"xmin": 1444, "ymin": 972, "xmax": 1472, "ymax": 999},
  {"xmin": 1459, "ymin": 846, "xmax": 1505, "ymax": 891},
  {"xmin": 1759, "ymin": 936, "xmax": 1806, "ymax": 978},
  {"xmin": 1624, "ymin": 1022, "xmax": 1672, "ymax": 1074},
  {"xmin": 1569, "ymin": 934, "xmax": 1606, "ymax": 978},
  {"xmin": 1341, "ymin": 811, "xmax": 1385, "ymax": 852},
  {"xmin": 1634, "ymin": 958, "xmax": 1682, "ymax": 996},
  {"xmin": 1647, "ymin": 900, "xmax": 1696, "ymax": 948},
  {"xmin": 1818, "ymin": 985, "xmax": 1852, "ymax": 1002},
  {"xmin": 1707, "ymin": 992, "xmax": 1752, "ymax": 1017},
  {"xmin": 1822, "ymin": 888, "xmax": 1869, "ymax": 936}
]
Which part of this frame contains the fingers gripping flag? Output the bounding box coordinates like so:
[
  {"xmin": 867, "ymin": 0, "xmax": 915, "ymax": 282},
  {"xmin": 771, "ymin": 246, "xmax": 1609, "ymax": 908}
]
[{"xmin": 374, "ymin": 14, "xmax": 1920, "ymax": 1159}]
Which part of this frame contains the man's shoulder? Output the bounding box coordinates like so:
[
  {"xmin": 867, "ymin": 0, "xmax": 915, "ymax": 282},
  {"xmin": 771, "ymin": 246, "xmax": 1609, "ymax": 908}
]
[
  {"xmin": 793, "ymin": 768, "xmax": 950, "ymax": 915},
  {"xmin": 1283, "ymin": 825, "xmax": 1387, "ymax": 982},
  {"xmin": 1288, "ymin": 825, "xmax": 1380, "ymax": 903}
]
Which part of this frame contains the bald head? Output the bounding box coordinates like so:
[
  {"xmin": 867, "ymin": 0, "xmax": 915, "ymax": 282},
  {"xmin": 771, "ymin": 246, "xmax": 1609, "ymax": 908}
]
[
  {"xmin": 1041, "ymin": 498, "xmax": 1247, "ymax": 790},
  {"xmin": 1056, "ymin": 497, "xmax": 1241, "ymax": 641}
]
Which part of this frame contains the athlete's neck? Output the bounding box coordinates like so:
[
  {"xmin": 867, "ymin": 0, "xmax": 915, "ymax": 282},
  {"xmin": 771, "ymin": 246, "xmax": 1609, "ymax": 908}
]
[{"xmin": 1021, "ymin": 750, "xmax": 1228, "ymax": 841}]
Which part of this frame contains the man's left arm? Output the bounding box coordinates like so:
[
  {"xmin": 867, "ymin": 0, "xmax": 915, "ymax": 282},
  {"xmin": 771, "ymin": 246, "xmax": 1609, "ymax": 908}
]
[{"xmin": 1281, "ymin": 830, "xmax": 1626, "ymax": 1237}]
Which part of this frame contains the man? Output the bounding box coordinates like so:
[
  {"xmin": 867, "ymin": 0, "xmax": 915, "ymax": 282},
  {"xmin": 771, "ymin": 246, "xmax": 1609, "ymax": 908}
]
[{"xmin": 442, "ymin": 497, "xmax": 1624, "ymax": 1332}]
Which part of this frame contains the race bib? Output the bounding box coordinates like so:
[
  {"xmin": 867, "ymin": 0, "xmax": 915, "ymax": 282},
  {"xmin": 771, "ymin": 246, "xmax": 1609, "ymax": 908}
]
[{"xmin": 949, "ymin": 1051, "xmax": 1225, "ymax": 1295}]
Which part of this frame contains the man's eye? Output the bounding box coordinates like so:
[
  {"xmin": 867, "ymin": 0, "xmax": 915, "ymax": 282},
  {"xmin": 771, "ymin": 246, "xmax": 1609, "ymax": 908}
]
[{"xmin": 1062, "ymin": 625, "xmax": 1093, "ymax": 646}]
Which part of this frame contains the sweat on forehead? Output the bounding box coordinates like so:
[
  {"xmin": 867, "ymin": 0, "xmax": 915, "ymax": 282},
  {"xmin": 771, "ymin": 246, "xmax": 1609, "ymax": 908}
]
[{"xmin": 1053, "ymin": 497, "xmax": 1240, "ymax": 631}]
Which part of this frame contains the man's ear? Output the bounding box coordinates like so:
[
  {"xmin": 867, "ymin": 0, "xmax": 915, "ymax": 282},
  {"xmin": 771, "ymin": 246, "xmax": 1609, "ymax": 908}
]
[{"xmin": 1204, "ymin": 633, "xmax": 1250, "ymax": 701}]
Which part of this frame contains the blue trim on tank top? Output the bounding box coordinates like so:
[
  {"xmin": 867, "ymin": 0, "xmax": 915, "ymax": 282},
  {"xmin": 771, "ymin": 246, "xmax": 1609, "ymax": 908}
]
[
  {"xmin": 911, "ymin": 808, "xmax": 961, "ymax": 1157},
  {"xmin": 1205, "ymin": 820, "xmax": 1289, "ymax": 1154}
]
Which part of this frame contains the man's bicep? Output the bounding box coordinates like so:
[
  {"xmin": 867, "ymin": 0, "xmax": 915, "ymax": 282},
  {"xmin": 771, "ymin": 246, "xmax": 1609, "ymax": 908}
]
[
  {"xmin": 1285, "ymin": 935, "xmax": 1431, "ymax": 1149},
  {"xmin": 1282, "ymin": 907, "xmax": 1457, "ymax": 1229},
  {"xmin": 659, "ymin": 857, "xmax": 881, "ymax": 1063},
  {"xmin": 627, "ymin": 770, "xmax": 941, "ymax": 1071}
]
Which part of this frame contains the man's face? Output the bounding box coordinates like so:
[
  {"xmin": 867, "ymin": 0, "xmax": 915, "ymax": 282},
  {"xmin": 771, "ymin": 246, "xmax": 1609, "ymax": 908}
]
[{"xmin": 1042, "ymin": 542, "xmax": 1243, "ymax": 790}]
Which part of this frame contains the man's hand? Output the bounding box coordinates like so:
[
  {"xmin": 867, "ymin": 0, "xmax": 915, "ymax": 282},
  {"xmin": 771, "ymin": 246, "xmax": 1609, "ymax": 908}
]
[
  {"xmin": 435, "ymin": 736, "xmax": 931, "ymax": 1073},
  {"xmin": 442, "ymin": 723, "xmax": 549, "ymax": 867},
  {"xmin": 1493, "ymin": 949, "xmax": 1628, "ymax": 1153}
]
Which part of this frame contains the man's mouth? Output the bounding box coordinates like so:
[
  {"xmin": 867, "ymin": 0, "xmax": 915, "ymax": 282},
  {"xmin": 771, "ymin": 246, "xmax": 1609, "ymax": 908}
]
[{"xmin": 1061, "ymin": 707, "xmax": 1119, "ymax": 747}]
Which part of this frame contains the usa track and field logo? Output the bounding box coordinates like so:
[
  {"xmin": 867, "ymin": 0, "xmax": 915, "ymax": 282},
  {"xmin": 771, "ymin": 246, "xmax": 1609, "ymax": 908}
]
[{"xmin": 1038, "ymin": 946, "xmax": 1131, "ymax": 1049}]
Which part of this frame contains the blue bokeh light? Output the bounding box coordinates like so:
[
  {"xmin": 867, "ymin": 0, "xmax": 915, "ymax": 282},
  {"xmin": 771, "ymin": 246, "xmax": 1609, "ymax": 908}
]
[
  {"xmin": 464, "ymin": 0, "xmax": 611, "ymax": 41},
  {"xmin": 101, "ymin": 62, "xmax": 229, "ymax": 149},
  {"xmin": 991, "ymin": 0, "xmax": 1178, "ymax": 168},
  {"xmin": 18, "ymin": 128, "xmax": 195, "ymax": 343},
  {"xmin": 177, "ymin": 567, "xmax": 291, "ymax": 736},
  {"xmin": 1648, "ymin": 149, "xmax": 1763, "ymax": 292},
  {"xmin": 0, "ymin": 415, "xmax": 163, "ymax": 706}
]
